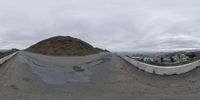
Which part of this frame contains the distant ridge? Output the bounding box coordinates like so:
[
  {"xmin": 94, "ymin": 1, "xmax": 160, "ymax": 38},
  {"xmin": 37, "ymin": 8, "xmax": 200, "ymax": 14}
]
[
  {"xmin": 0, "ymin": 48, "xmax": 18, "ymax": 58},
  {"xmin": 26, "ymin": 36, "xmax": 104, "ymax": 56}
]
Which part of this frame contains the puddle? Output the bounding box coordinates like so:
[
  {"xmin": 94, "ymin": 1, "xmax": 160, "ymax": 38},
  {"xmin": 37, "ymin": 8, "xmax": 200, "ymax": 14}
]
[
  {"xmin": 10, "ymin": 84, "xmax": 19, "ymax": 90},
  {"xmin": 73, "ymin": 66, "xmax": 85, "ymax": 72},
  {"xmin": 85, "ymin": 54, "xmax": 112, "ymax": 65}
]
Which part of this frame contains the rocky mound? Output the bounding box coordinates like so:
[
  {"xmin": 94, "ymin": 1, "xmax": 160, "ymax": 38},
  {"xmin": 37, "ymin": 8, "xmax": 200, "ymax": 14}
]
[{"xmin": 26, "ymin": 36, "xmax": 102, "ymax": 56}]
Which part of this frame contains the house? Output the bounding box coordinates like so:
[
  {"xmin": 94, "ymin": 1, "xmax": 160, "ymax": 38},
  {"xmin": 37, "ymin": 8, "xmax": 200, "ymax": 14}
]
[
  {"xmin": 163, "ymin": 57, "xmax": 172, "ymax": 62},
  {"xmin": 179, "ymin": 54, "xmax": 189, "ymax": 62},
  {"xmin": 143, "ymin": 57, "xmax": 154, "ymax": 62}
]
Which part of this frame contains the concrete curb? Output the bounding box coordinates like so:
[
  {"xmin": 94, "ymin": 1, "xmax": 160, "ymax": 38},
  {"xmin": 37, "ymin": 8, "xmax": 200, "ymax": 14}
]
[
  {"xmin": 0, "ymin": 52, "xmax": 17, "ymax": 64},
  {"xmin": 120, "ymin": 55, "xmax": 200, "ymax": 75}
]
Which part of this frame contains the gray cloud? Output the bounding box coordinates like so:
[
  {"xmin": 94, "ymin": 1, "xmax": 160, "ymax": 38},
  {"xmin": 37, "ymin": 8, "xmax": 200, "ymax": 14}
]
[{"xmin": 0, "ymin": 0, "xmax": 200, "ymax": 51}]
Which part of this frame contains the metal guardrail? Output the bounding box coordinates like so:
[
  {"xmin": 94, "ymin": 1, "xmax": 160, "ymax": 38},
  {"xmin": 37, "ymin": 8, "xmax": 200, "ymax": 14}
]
[{"xmin": 120, "ymin": 55, "xmax": 200, "ymax": 75}]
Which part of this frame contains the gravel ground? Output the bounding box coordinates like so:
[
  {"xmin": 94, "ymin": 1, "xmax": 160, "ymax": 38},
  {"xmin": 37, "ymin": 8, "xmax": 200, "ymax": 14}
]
[{"xmin": 0, "ymin": 51, "xmax": 200, "ymax": 100}]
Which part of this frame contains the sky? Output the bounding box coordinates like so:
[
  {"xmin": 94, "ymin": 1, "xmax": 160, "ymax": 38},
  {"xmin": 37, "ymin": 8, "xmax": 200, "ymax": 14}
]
[{"xmin": 0, "ymin": 0, "xmax": 200, "ymax": 51}]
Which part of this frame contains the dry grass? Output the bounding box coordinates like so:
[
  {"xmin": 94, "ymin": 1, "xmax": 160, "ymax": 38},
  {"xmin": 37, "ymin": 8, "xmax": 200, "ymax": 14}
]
[{"xmin": 26, "ymin": 36, "xmax": 102, "ymax": 56}]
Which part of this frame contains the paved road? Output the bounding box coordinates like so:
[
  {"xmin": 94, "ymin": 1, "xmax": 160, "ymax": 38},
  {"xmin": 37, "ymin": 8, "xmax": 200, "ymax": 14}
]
[{"xmin": 0, "ymin": 51, "xmax": 200, "ymax": 100}]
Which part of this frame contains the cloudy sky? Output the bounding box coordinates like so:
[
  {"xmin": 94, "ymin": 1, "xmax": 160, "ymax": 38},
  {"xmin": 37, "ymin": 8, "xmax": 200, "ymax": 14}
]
[{"xmin": 0, "ymin": 0, "xmax": 200, "ymax": 51}]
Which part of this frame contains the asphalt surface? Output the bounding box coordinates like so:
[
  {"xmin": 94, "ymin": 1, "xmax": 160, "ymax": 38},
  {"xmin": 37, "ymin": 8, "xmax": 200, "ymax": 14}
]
[{"xmin": 0, "ymin": 51, "xmax": 200, "ymax": 100}]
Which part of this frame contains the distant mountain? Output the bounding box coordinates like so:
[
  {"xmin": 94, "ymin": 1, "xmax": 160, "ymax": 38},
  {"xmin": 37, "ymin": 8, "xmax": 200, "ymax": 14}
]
[
  {"xmin": 0, "ymin": 48, "xmax": 18, "ymax": 58},
  {"xmin": 26, "ymin": 36, "xmax": 104, "ymax": 56},
  {"xmin": 120, "ymin": 50, "xmax": 200, "ymax": 58},
  {"xmin": 118, "ymin": 51, "xmax": 170, "ymax": 58}
]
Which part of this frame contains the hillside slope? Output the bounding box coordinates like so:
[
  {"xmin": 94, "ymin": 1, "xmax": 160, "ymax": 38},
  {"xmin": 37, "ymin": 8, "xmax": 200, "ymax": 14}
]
[{"xmin": 26, "ymin": 36, "xmax": 101, "ymax": 56}]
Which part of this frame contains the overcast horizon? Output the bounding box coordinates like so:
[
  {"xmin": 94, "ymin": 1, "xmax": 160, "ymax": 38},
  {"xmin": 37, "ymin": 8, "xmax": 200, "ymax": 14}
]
[{"xmin": 0, "ymin": 0, "xmax": 200, "ymax": 51}]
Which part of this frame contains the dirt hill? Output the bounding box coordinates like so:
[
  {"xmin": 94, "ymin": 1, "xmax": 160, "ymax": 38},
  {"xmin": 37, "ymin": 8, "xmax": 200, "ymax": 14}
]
[{"xmin": 26, "ymin": 36, "xmax": 102, "ymax": 56}]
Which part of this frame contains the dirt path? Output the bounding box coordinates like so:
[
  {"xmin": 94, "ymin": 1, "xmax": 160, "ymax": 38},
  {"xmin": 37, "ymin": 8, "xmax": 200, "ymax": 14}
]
[{"xmin": 0, "ymin": 51, "xmax": 200, "ymax": 100}]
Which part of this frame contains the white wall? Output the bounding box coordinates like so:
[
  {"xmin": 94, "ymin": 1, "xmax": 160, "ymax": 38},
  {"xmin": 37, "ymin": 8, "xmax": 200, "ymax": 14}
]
[
  {"xmin": 120, "ymin": 55, "xmax": 200, "ymax": 75},
  {"xmin": 0, "ymin": 52, "xmax": 17, "ymax": 64}
]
